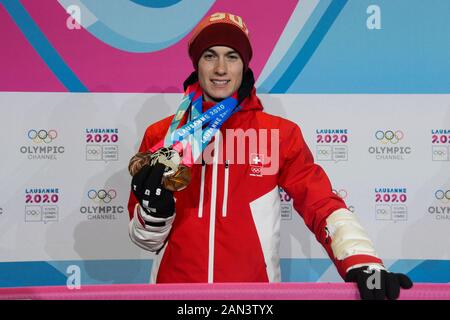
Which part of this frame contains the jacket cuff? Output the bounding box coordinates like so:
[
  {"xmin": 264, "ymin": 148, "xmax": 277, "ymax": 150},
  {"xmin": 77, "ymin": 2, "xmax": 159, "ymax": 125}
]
[
  {"xmin": 135, "ymin": 204, "xmax": 169, "ymax": 228},
  {"xmin": 341, "ymin": 254, "xmax": 384, "ymax": 274}
]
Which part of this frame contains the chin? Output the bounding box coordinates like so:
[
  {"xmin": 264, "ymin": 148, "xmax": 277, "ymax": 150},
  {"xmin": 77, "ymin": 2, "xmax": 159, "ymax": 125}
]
[
  {"xmin": 207, "ymin": 91, "xmax": 230, "ymax": 102},
  {"xmin": 209, "ymin": 96, "xmax": 226, "ymax": 103}
]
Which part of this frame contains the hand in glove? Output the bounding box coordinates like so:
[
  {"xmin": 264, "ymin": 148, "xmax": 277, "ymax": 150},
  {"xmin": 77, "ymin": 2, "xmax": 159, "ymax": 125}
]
[
  {"xmin": 131, "ymin": 160, "xmax": 175, "ymax": 219},
  {"xmin": 346, "ymin": 266, "xmax": 413, "ymax": 300}
]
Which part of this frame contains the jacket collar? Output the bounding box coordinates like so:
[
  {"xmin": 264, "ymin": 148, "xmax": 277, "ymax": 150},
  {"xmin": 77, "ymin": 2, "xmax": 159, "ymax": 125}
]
[{"xmin": 202, "ymin": 87, "xmax": 263, "ymax": 113}]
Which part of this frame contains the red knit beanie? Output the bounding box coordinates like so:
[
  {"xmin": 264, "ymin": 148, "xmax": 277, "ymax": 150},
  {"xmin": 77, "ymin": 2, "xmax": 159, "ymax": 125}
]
[{"xmin": 188, "ymin": 12, "xmax": 253, "ymax": 71}]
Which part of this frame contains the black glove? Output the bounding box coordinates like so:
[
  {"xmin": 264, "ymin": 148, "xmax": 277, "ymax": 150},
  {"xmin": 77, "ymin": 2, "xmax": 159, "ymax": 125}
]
[
  {"xmin": 346, "ymin": 266, "xmax": 413, "ymax": 300},
  {"xmin": 131, "ymin": 162, "xmax": 175, "ymax": 219}
]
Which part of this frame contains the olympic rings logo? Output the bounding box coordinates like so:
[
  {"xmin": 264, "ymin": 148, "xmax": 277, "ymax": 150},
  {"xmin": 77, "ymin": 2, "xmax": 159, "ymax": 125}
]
[
  {"xmin": 376, "ymin": 208, "xmax": 388, "ymax": 214},
  {"xmin": 318, "ymin": 150, "xmax": 330, "ymax": 155},
  {"xmin": 375, "ymin": 130, "xmax": 404, "ymax": 144},
  {"xmin": 435, "ymin": 190, "xmax": 450, "ymax": 203},
  {"xmin": 332, "ymin": 189, "xmax": 348, "ymax": 200},
  {"xmin": 28, "ymin": 129, "xmax": 57, "ymax": 144},
  {"xmin": 251, "ymin": 167, "xmax": 261, "ymax": 174},
  {"xmin": 26, "ymin": 210, "xmax": 40, "ymax": 216},
  {"xmin": 87, "ymin": 189, "xmax": 117, "ymax": 203},
  {"xmin": 433, "ymin": 150, "xmax": 447, "ymax": 156},
  {"xmin": 86, "ymin": 149, "xmax": 100, "ymax": 155}
]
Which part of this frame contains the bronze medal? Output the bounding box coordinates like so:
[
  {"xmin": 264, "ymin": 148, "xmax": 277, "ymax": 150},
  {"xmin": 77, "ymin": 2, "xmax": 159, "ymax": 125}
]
[{"xmin": 128, "ymin": 147, "xmax": 191, "ymax": 192}]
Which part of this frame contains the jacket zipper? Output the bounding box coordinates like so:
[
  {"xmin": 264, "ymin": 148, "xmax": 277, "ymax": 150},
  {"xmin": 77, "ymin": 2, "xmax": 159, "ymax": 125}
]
[
  {"xmin": 222, "ymin": 160, "xmax": 229, "ymax": 217},
  {"xmin": 208, "ymin": 132, "xmax": 220, "ymax": 283},
  {"xmin": 197, "ymin": 159, "xmax": 206, "ymax": 218}
]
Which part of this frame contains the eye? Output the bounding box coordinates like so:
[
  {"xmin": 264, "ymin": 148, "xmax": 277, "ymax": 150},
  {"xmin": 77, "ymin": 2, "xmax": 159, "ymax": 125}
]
[
  {"xmin": 227, "ymin": 55, "xmax": 239, "ymax": 61},
  {"xmin": 203, "ymin": 53, "xmax": 215, "ymax": 60}
]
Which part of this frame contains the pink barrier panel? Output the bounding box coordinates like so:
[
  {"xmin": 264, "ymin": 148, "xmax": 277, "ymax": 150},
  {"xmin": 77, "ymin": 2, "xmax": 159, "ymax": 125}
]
[{"xmin": 0, "ymin": 283, "xmax": 449, "ymax": 300}]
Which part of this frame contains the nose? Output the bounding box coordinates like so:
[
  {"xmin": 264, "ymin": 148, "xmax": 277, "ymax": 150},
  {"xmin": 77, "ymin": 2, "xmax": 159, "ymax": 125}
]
[{"xmin": 214, "ymin": 56, "xmax": 227, "ymax": 75}]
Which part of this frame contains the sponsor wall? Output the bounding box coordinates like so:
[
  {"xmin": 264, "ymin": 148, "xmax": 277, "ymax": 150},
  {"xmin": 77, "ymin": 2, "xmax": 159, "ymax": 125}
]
[{"xmin": 0, "ymin": 0, "xmax": 449, "ymax": 286}]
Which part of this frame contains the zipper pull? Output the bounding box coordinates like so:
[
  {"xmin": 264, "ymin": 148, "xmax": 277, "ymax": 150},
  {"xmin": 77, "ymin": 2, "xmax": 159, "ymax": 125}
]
[{"xmin": 222, "ymin": 160, "xmax": 230, "ymax": 218}]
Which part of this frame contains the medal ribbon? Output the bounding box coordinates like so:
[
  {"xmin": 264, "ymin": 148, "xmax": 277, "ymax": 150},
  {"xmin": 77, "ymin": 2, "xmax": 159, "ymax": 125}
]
[{"xmin": 152, "ymin": 83, "xmax": 240, "ymax": 166}]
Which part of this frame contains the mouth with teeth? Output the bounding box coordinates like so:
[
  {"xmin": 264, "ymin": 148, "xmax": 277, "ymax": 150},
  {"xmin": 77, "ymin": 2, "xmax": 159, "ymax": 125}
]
[{"xmin": 211, "ymin": 79, "xmax": 230, "ymax": 87}]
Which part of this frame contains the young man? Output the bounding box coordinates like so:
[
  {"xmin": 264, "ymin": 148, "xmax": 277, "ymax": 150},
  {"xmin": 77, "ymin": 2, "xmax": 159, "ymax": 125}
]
[{"xmin": 128, "ymin": 12, "xmax": 412, "ymax": 300}]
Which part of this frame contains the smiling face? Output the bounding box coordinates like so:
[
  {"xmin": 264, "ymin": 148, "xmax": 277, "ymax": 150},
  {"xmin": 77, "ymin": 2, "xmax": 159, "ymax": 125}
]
[{"xmin": 197, "ymin": 46, "xmax": 244, "ymax": 103}]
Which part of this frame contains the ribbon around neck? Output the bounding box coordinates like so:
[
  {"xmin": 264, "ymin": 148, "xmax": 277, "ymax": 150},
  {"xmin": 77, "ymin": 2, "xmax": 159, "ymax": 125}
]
[{"xmin": 150, "ymin": 82, "xmax": 240, "ymax": 167}]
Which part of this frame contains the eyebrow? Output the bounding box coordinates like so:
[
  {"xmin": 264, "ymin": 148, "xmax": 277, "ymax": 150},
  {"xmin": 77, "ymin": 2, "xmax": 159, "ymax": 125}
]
[{"xmin": 204, "ymin": 49, "xmax": 239, "ymax": 56}]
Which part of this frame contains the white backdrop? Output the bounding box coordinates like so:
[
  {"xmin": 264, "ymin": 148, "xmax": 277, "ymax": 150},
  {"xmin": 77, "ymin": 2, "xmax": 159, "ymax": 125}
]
[{"xmin": 1, "ymin": 92, "xmax": 448, "ymax": 284}]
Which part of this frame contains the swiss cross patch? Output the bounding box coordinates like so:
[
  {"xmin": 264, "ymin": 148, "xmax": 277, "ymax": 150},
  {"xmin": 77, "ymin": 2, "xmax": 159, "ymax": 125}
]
[
  {"xmin": 250, "ymin": 153, "xmax": 264, "ymax": 177},
  {"xmin": 250, "ymin": 153, "xmax": 263, "ymax": 166}
]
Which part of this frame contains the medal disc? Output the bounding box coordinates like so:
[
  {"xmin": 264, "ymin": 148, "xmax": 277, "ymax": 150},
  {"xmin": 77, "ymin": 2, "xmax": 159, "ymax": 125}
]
[
  {"xmin": 162, "ymin": 165, "xmax": 192, "ymax": 191},
  {"xmin": 128, "ymin": 147, "xmax": 191, "ymax": 191}
]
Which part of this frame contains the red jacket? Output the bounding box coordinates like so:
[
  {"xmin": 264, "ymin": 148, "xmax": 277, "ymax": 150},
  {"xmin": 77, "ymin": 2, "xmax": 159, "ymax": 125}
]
[{"xmin": 128, "ymin": 88, "xmax": 382, "ymax": 283}]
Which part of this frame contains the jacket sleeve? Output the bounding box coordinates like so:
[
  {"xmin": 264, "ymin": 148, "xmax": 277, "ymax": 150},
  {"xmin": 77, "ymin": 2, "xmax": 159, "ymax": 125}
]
[
  {"xmin": 127, "ymin": 124, "xmax": 175, "ymax": 252},
  {"xmin": 129, "ymin": 204, "xmax": 175, "ymax": 252},
  {"xmin": 278, "ymin": 123, "xmax": 383, "ymax": 279}
]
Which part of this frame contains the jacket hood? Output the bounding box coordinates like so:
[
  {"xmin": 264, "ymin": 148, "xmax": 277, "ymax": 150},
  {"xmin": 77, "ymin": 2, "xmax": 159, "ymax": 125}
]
[{"xmin": 240, "ymin": 86, "xmax": 264, "ymax": 112}]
